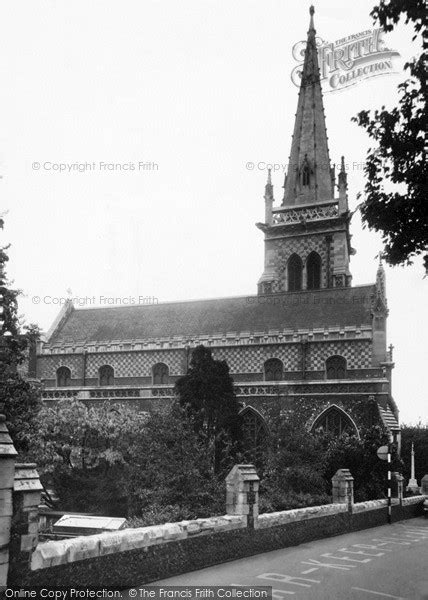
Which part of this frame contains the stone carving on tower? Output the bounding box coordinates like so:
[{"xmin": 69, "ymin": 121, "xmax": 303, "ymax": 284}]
[{"xmin": 257, "ymin": 6, "xmax": 355, "ymax": 295}]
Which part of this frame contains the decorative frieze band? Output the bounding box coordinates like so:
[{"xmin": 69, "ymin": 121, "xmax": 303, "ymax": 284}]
[{"xmin": 272, "ymin": 203, "xmax": 339, "ymax": 225}]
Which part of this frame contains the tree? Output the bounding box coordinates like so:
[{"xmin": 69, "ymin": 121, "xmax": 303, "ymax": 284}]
[
  {"xmin": 126, "ymin": 403, "xmax": 225, "ymax": 523},
  {"xmin": 30, "ymin": 399, "xmax": 147, "ymax": 515},
  {"xmin": 0, "ymin": 224, "xmax": 41, "ymax": 455},
  {"xmin": 32, "ymin": 399, "xmax": 226, "ymax": 521},
  {"xmin": 400, "ymin": 421, "xmax": 428, "ymax": 484},
  {"xmin": 352, "ymin": 0, "xmax": 427, "ymax": 271},
  {"xmin": 259, "ymin": 409, "xmax": 331, "ymax": 512},
  {"xmin": 323, "ymin": 425, "xmax": 401, "ymax": 501},
  {"xmin": 175, "ymin": 345, "xmax": 242, "ymax": 473}
]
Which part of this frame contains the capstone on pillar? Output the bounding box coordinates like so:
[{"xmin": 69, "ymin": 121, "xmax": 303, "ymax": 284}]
[
  {"xmin": 332, "ymin": 468, "xmax": 354, "ymax": 512},
  {"xmin": 421, "ymin": 474, "xmax": 428, "ymax": 496},
  {"xmin": 226, "ymin": 464, "xmax": 260, "ymax": 529},
  {"xmin": 0, "ymin": 414, "xmax": 18, "ymax": 586},
  {"xmin": 8, "ymin": 463, "xmax": 43, "ymax": 586}
]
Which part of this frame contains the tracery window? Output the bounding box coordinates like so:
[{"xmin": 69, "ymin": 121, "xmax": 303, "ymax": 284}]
[
  {"xmin": 307, "ymin": 251, "xmax": 321, "ymax": 290},
  {"xmin": 99, "ymin": 365, "xmax": 114, "ymax": 386},
  {"xmin": 312, "ymin": 405, "xmax": 358, "ymax": 437},
  {"xmin": 326, "ymin": 355, "xmax": 347, "ymax": 379},
  {"xmin": 264, "ymin": 358, "xmax": 283, "ymax": 381},
  {"xmin": 240, "ymin": 406, "xmax": 269, "ymax": 454},
  {"xmin": 288, "ymin": 254, "xmax": 303, "ymax": 291},
  {"xmin": 152, "ymin": 362, "xmax": 169, "ymax": 384},
  {"xmin": 56, "ymin": 366, "xmax": 71, "ymax": 387}
]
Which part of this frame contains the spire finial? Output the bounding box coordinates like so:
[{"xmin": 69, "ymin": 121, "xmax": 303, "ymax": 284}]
[
  {"xmin": 267, "ymin": 167, "xmax": 272, "ymax": 186},
  {"xmin": 340, "ymin": 156, "xmax": 346, "ymax": 172},
  {"xmin": 309, "ymin": 5, "xmax": 315, "ymax": 30}
]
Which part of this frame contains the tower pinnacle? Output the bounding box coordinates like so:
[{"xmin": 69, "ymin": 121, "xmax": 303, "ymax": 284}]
[
  {"xmin": 309, "ymin": 5, "xmax": 315, "ymax": 30},
  {"xmin": 282, "ymin": 5, "xmax": 333, "ymax": 207}
]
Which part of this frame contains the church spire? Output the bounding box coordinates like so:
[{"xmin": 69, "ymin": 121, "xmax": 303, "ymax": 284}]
[{"xmin": 282, "ymin": 6, "xmax": 333, "ymax": 206}]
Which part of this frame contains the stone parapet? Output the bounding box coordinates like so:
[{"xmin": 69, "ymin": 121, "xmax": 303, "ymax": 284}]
[
  {"xmin": 31, "ymin": 515, "xmax": 246, "ymax": 571},
  {"xmin": 257, "ymin": 503, "xmax": 347, "ymax": 529},
  {"xmin": 402, "ymin": 495, "xmax": 426, "ymax": 506}
]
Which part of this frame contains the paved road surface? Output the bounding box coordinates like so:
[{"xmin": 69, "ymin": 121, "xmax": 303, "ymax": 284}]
[{"xmin": 129, "ymin": 518, "xmax": 428, "ymax": 600}]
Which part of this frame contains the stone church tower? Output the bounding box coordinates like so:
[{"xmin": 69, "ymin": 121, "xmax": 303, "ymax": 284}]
[{"xmin": 258, "ymin": 6, "xmax": 353, "ymax": 294}]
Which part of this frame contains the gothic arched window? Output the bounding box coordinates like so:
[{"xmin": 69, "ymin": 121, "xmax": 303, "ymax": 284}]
[
  {"xmin": 152, "ymin": 363, "xmax": 169, "ymax": 385},
  {"xmin": 264, "ymin": 358, "xmax": 283, "ymax": 381},
  {"xmin": 56, "ymin": 366, "xmax": 71, "ymax": 387},
  {"xmin": 99, "ymin": 365, "xmax": 114, "ymax": 386},
  {"xmin": 326, "ymin": 355, "xmax": 347, "ymax": 379},
  {"xmin": 240, "ymin": 406, "xmax": 269, "ymax": 455},
  {"xmin": 311, "ymin": 405, "xmax": 358, "ymax": 437},
  {"xmin": 307, "ymin": 251, "xmax": 322, "ymax": 290},
  {"xmin": 288, "ymin": 254, "xmax": 303, "ymax": 291}
]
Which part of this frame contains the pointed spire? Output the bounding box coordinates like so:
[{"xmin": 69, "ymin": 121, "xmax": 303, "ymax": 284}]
[
  {"xmin": 282, "ymin": 6, "xmax": 333, "ymax": 206},
  {"xmin": 264, "ymin": 167, "xmax": 273, "ymax": 198},
  {"xmin": 338, "ymin": 155, "xmax": 348, "ymax": 189},
  {"xmin": 373, "ymin": 256, "xmax": 388, "ymax": 315},
  {"xmin": 309, "ymin": 5, "xmax": 315, "ymax": 34},
  {"xmin": 264, "ymin": 168, "xmax": 273, "ymax": 225}
]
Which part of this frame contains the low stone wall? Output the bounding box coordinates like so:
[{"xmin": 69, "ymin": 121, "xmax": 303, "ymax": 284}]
[
  {"xmin": 256, "ymin": 502, "xmax": 348, "ymax": 528},
  {"xmin": 23, "ymin": 496, "xmax": 425, "ymax": 589},
  {"xmin": 31, "ymin": 515, "xmax": 246, "ymax": 570}
]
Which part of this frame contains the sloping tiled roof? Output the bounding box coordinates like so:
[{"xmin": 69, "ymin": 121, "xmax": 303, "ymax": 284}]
[
  {"xmin": 47, "ymin": 285, "xmax": 375, "ymax": 345},
  {"xmin": 378, "ymin": 405, "xmax": 400, "ymax": 432}
]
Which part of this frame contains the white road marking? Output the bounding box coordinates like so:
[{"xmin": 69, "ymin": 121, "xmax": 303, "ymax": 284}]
[
  {"xmin": 301, "ymin": 558, "xmax": 356, "ymax": 571},
  {"xmin": 231, "ymin": 585, "xmax": 295, "ymax": 597},
  {"xmin": 372, "ymin": 538, "xmax": 411, "ymax": 545},
  {"xmin": 257, "ymin": 573, "xmax": 320, "ymax": 587},
  {"xmin": 271, "ymin": 590, "xmax": 296, "ymax": 598},
  {"xmin": 353, "ymin": 544, "xmax": 393, "ymax": 552},
  {"xmin": 300, "ymin": 568, "xmax": 319, "ymax": 574},
  {"xmin": 389, "ymin": 533, "xmax": 425, "ymax": 540},
  {"xmin": 351, "ymin": 586, "xmax": 407, "ymax": 599},
  {"xmin": 321, "ymin": 552, "xmax": 371, "ymax": 563},
  {"xmin": 337, "ymin": 547, "xmax": 384, "ymax": 557}
]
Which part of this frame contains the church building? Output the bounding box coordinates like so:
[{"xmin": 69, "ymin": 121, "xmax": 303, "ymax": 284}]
[{"xmin": 35, "ymin": 8, "xmax": 400, "ymax": 447}]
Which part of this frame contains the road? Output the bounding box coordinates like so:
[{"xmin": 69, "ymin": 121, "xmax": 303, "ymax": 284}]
[{"xmin": 130, "ymin": 517, "xmax": 428, "ymax": 600}]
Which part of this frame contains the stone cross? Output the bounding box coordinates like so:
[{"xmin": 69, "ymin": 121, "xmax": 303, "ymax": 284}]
[{"xmin": 406, "ymin": 442, "xmax": 419, "ymax": 494}]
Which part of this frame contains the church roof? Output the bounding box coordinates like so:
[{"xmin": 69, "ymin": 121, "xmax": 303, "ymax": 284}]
[{"xmin": 47, "ymin": 285, "xmax": 375, "ymax": 345}]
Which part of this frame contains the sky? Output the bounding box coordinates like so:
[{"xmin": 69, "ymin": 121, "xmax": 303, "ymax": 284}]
[{"xmin": 1, "ymin": 0, "xmax": 426, "ymax": 424}]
